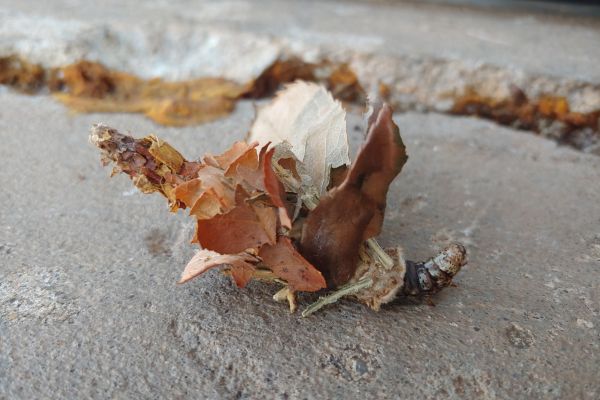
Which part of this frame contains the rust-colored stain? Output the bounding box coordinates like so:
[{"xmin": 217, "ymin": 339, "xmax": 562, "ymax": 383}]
[
  {"xmin": 450, "ymin": 86, "xmax": 600, "ymax": 150},
  {"xmin": 0, "ymin": 55, "xmax": 365, "ymax": 126},
  {"xmin": 244, "ymin": 57, "xmax": 365, "ymax": 103},
  {"xmin": 2, "ymin": 55, "xmax": 597, "ymax": 152}
]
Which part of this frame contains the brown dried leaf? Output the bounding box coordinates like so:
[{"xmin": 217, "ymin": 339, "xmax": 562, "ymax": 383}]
[
  {"xmin": 300, "ymin": 103, "xmax": 407, "ymax": 287},
  {"xmin": 345, "ymin": 103, "xmax": 407, "ymax": 237},
  {"xmin": 299, "ymin": 187, "xmax": 376, "ymax": 287},
  {"xmin": 196, "ymin": 187, "xmax": 277, "ymax": 254},
  {"xmin": 259, "ymin": 237, "xmax": 326, "ymax": 292},
  {"xmin": 179, "ymin": 249, "xmax": 260, "ymax": 287},
  {"xmin": 89, "ymin": 124, "xmax": 199, "ymax": 211},
  {"xmin": 0, "ymin": 56, "xmax": 45, "ymax": 93},
  {"xmin": 263, "ymin": 148, "xmax": 292, "ymax": 229}
]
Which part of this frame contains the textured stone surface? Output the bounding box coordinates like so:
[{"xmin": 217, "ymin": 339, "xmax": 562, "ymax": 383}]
[
  {"xmin": 1, "ymin": 1, "xmax": 600, "ymax": 398},
  {"xmin": 1, "ymin": 0, "xmax": 600, "ymax": 82},
  {"xmin": 1, "ymin": 91, "xmax": 599, "ymax": 399},
  {"xmin": 2, "ymin": 0, "xmax": 599, "ymax": 155}
]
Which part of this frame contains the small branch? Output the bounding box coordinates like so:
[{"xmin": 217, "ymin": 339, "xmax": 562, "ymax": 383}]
[
  {"xmin": 301, "ymin": 277, "xmax": 373, "ymax": 317},
  {"xmin": 365, "ymin": 238, "xmax": 394, "ymax": 269}
]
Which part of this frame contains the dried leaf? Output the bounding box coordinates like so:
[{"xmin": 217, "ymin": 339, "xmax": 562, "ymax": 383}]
[
  {"xmin": 344, "ymin": 103, "xmax": 408, "ymax": 237},
  {"xmin": 230, "ymin": 264, "xmax": 256, "ymax": 288},
  {"xmin": 173, "ymin": 164, "xmax": 236, "ymax": 219},
  {"xmin": 248, "ymin": 81, "xmax": 350, "ymax": 194},
  {"xmin": 235, "ymin": 145, "xmax": 268, "ymax": 191},
  {"xmin": 213, "ymin": 141, "xmax": 258, "ymax": 172},
  {"xmin": 189, "ymin": 189, "xmax": 226, "ymax": 220},
  {"xmin": 148, "ymin": 136, "xmax": 184, "ymax": 172},
  {"xmin": 251, "ymin": 200, "xmax": 278, "ymax": 245},
  {"xmin": 299, "ymin": 187, "xmax": 376, "ymax": 287},
  {"xmin": 300, "ymin": 103, "xmax": 407, "ymax": 287},
  {"xmin": 53, "ymin": 61, "xmax": 245, "ymax": 126},
  {"xmin": 243, "ymin": 58, "xmax": 365, "ymax": 103},
  {"xmin": 0, "ymin": 56, "xmax": 45, "ymax": 93},
  {"xmin": 263, "ymin": 148, "xmax": 292, "ymax": 229},
  {"xmin": 89, "ymin": 124, "xmax": 200, "ymax": 210},
  {"xmin": 173, "ymin": 179, "xmax": 204, "ymax": 208},
  {"xmin": 179, "ymin": 249, "xmax": 260, "ymax": 287},
  {"xmin": 259, "ymin": 237, "xmax": 326, "ymax": 292},
  {"xmin": 196, "ymin": 187, "xmax": 277, "ymax": 254}
]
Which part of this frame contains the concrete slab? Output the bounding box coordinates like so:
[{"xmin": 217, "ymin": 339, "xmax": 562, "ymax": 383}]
[
  {"xmin": 1, "ymin": 92, "xmax": 598, "ymax": 399},
  {"xmin": 1, "ymin": 0, "xmax": 600, "ymax": 82}
]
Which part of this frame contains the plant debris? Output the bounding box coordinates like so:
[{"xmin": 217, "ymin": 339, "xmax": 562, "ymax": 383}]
[
  {"xmin": 450, "ymin": 85, "xmax": 600, "ymax": 152},
  {"xmin": 91, "ymin": 82, "xmax": 466, "ymax": 315},
  {"xmin": 0, "ymin": 55, "xmax": 365, "ymax": 127}
]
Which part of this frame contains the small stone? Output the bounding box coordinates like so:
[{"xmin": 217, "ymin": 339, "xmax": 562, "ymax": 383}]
[
  {"xmin": 353, "ymin": 358, "xmax": 368, "ymax": 375},
  {"xmin": 506, "ymin": 323, "xmax": 535, "ymax": 349},
  {"xmin": 576, "ymin": 319, "xmax": 594, "ymax": 329}
]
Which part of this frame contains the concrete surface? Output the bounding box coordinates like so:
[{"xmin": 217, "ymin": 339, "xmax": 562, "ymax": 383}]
[
  {"xmin": 1, "ymin": 0, "xmax": 600, "ymax": 82},
  {"xmin": 2, "ymin": 0, "xmax": 599, "ymax": 150},
  {"xmin": 1, "ymin": 1, "xmax": 600, "ymax": 399},
  {"xmin": 1, "ymin": 91, "xmax": 599, "ymax": 399}
]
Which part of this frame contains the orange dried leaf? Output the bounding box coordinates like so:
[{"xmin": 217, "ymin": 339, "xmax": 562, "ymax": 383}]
[
  {"xmin": 54, "ymin": 61, "xmax": 245, "ymax": 126},
  {"xmin": 174, "ymin": 165, "xmax": 236, "ymax": 216},
  {"xmin": 196, "ymin": 187, "xmax": 277, "ymax": 254},
  {"xmin": 213, "ymin": 141, "xmax": 257, "ymax": 171},
  {"xmin": 173, "ymin": 178, "xmax": 204, "ymax": 208},
  {"xmin": 230, "ymin": 264, "xmax": 256, "ymax": 288},
  {"xmin": 189, "ymin": 189, "xmax": 225, "ymax": 220},
  {"xmin": 251, "ymin": 201, "xmax": 278, "ymax": 245},
  {"xmin": 225, "ymin": 146, "xmax": 259, "ymax": 178},
  {"xmin": 179, "ymin": 249, "xmax": 260, "ymax": 287},
  {"xmin": 263, "ymin": 148, "xmax": 287, "ymax": 209},
  {"xmin": 259, "ymin": 237, "xmax": 326, "ymax": 292},
  {"xmin": 236, "ymin": 145, "xmax": 268, "ymax": 191},
  {"xmin": 89, "ymin": 125, "xmax": 199, "ymax": 211}
]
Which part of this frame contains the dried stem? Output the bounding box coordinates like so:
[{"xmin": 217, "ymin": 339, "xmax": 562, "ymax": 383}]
[
  {"xmin": 365, "ymin": 238, "xmax": 394, "ymax": 269},
  {"xmin": 301, "ymin": 277, "xmax": 373, "ymax": 317}
]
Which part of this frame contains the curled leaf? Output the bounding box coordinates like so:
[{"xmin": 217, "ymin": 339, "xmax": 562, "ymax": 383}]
[
  {"xmin": 179, "ymin": 249, "xmax": 260, "ymax": 287},
  {"xmin": 173, "ymin": 165, "xmax": 236, "ymax": 219},
  {"xmin": 89, "ymin": 124, "xmax": 199, "ymax": 210},
  {"xmin": 259, "ymin": 237, "xmax": 326, "ymax": 292},
  {"xmin": 248, "ymin": 81, "xmax": 350, "ymax": 194},
  {"xmin": 196, "ymin": 187, "xmax": 277, "ymax": 254},
  {"xmin": 212, "ymin": 141, "xmax": 259, "ymax": 177},
  {"xmin": 263, "ymin": 148, "xmax": 292, "ymax": 229},
  {"xmin": 300, "ymin": 103, "xmax": 407, "ymax": 287},
  {"xmin": 299, "ymin": 187, "xmax": 376, "ymax": 287},
  {"xmin": 345, "ymin": 103, "xmax": 407, "ymax": 237}
]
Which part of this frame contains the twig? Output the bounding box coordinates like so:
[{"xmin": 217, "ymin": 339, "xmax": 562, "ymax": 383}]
[
  {"xmin": 301, "ymin": 277, "xmax": 373, "ymax": 317},
  {"xmin": 365, "ymin": 238, "xmax": 394, "ymax": 269}
]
